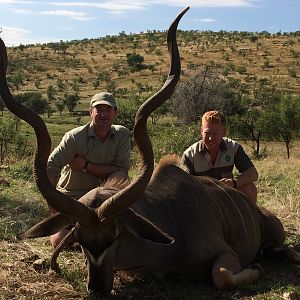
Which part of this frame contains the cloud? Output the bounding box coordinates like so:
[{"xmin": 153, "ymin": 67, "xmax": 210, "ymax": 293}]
[
  {"xmin": 0, "ymin": 0, "xmax": 36, "ymax": 4},
  {"xmin": 139, "ymin": 0, "xmax": 256, "ymax": 8},
  {"xmin": 61, "ymin": 26, "xmax": 73, "ymax": 31},
  {"xmin": 194, "ymin": 18, "xmax": 216, "ymax": 23},
  {"xmin": 41, "ymin": 9, "xmax": 92, "ymax": 21},
  {"xmin": 0, "ymin": 26, "xmax": 32, "ymax": 46},
  {"xmin": 47, "ymin": 0, "xmax": 257, "ymax": 10},
  {"xmin": 48, "ymin": 1, "xmax": 148, "ymax": 13},
  {"xmin": 0, "ymin": 25, "xmax": 64, "ymax": 46},
  {"xmin": 12, "ymin": 8, "xmax": 33, "ymax": 14}
]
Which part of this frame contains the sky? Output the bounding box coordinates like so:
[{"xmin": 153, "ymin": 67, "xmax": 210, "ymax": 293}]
[{"xmin": 0, "ymin": 0, "xmax": 299, "ymax": 47}]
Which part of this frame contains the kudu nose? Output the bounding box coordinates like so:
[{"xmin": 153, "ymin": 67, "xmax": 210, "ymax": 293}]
[{"xmin": 87, "ymin": 285, "xmax": 111, "ymax": 297}]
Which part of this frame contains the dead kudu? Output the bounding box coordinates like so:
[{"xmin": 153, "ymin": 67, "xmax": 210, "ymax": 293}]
[{"xmin": 1, "ymin": 6, "xmax": 300, "ymax": 296}]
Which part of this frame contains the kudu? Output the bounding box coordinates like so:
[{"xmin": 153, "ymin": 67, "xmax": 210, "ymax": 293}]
[{"xmin": 1, "ymin": 6, "xmax": 299, "ymax": 296}]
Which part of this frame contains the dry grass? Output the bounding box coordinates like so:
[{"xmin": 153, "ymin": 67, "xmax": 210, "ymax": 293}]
[
  {"xmin": 6, "ymin": 31, "xmax": 300, "ymax": 111},
  {"xmin": 0, "ymin": 239, "xmax": 83, "ymax": 299},
  {"xmin": 254, "ymin": 141, "xmax": 300, "ymax": 236},
  {"xmin": 0, "ymin": 140, "xmax": 300, "ymax": 299}
]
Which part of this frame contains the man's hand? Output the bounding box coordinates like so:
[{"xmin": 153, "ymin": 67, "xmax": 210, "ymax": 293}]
[
  {"xmin": 69, "ymin": 155, "xmax": 86, "ymax": 171},
  {"xmin": 220, "ymin": 178, "xmax": 235, "ymax": 188}
]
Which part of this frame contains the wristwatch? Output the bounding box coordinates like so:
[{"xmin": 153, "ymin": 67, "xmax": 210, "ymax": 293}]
[{"xmin": 82, "ymin": 160, "xmax": 89, "ymax": 173}]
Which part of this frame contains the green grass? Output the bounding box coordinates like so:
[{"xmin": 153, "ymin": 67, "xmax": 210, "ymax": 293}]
[{"xmin": 0, "ymin": 174, "xmax": 48, "ymax": 240}]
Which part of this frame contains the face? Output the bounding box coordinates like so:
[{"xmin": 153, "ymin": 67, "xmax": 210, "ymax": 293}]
[
  {"xmin": 200, "ymin": 122, "xmax": 226, "ymax": 152},
  {"xmin": 74, "ymin": 223, "xmax": 118, "ymax": 295},
  {"xmin": 90, "ymin": 104, "xmax": 117, "ymax": 129}
]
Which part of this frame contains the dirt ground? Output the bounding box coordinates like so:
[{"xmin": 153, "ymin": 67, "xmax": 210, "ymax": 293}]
[{"xmin": 1, "ymin": 237, "xmax": 300, "ymax": 300}]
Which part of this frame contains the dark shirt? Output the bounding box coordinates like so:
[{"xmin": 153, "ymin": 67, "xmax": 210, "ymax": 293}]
[{"xmin": 181, "ymin": 138, "xmax": 254, "ymax": 179}]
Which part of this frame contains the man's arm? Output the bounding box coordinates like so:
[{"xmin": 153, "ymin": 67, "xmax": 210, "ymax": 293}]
[
  {"xmin": 47, "ymin": 130, "xmax": 78, "ymax": 182},
  {"xmin": 234, "ymin": 165, "xmax": 258, "ymax": 187},
  {"xmin": 69, "ymin": 155, "xmax": 127, "ymax": 179},
  {"xmin": 220, "ymin": 166, "xmax": 258, "ymax": 188},
  {"xmin": 87, "ymin": 162, "xmax": 127, "ymax": 179},
  {"xmin": 220, "ymin": 142, "xmax": 258, "ymax": 189}
]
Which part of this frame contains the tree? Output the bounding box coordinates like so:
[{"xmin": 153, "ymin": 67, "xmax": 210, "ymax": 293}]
[
  {"xmin": 150, "ymin": 102, "xmax": 169, "ymax": 125},
  {"xmin": 276, "ymin": 95, "xmax": 300, "ymax": 158},
  {"xmin": 0, "ymin": 117, "xmax": 19, "ymax": 163},
  {"xmin": 126, "ymin": 53, "xmax": 144, "ymax": 71},
  {"xmin": 14, "ymin": 92, "xmax": 48, "ymax": 114},
  {"xmin": 34, "ymin": 78, "xmax": 41, "ymax": 89},
  {"xmin": 116, "ymin": 94, "xmax": 142, "ymax": 131},
  {"xmin": 92, "ymin": 78, "xmax": 100, "ymax": 89},
  {"xmin": 253, "ymin": 78, "xmax": 281, "ymax": 106},
  {"xmin": 56, "ymin": 79, "xmax": 66, "ymax": 92},
  {"xmin": 63, "ymin": 93, "xmax": 80, "ymax": 113},
  {"xmin": 48, "ymin": 40, "xmax": 69, "ymax": 55},
  {"xmin": 55, "ymin": 100, "xmax": 65, "ymax": 116},
  {"xmin": 263, "ymin": 95, "xmax": 300, "ymax": 158},
  {"xmin": 171, "ymin": 65, "xmax": 248, "ymax": 124},
  {"xmin": 229, "ymin": 108, "xmax": 265, "ymax": 157},
  {"xmin": 9, "ymin": 71, "xmax": 23, "ymax": 90},
  {"xmin": 46, "ymin": 85, "xmax": 56, "ymax": 102}
]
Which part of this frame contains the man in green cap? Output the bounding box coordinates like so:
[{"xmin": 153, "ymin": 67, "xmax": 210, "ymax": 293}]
[{"xmin": 47, "ymin": 91, "xmax": 131, "ymax": 247}]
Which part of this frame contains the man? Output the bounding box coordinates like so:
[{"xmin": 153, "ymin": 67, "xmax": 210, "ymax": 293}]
[
  {"xmin": 181, "ymin": 110, "xmax": 258, "ymax": 204},
  {"xmin": 47, "ymin": 92, "xmax": 131, "ymax": 247}
]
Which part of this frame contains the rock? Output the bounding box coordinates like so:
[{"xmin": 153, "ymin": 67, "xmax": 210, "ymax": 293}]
[
  {"xmin": 0, "ymin": 178, "xmax": 10, "ymax": 187},
  {"xmin": 283, "ymin": 291, "xmax": 299, "ymax": 300},
  {"xmin": 32, "ymin": 258, "xmax": 49, "ymax": 271}
]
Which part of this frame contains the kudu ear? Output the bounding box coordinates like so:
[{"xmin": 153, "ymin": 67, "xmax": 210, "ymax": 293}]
[
  {"xmin": 121, "ymin": 208, "xmax": 174, "ymax": 244},
  {"xmin": 18, "ymin": 213, "xmax": 72, "ymax": 239}
]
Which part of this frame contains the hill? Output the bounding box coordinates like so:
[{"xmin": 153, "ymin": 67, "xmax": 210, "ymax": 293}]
[{"xmin": 4, "ymin": 30, "xmax": 300, "ymax": 111}]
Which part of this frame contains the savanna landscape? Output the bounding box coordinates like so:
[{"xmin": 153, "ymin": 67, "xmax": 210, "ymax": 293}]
[{"xmin": 0, "ymin": 25, "xmax": 300, "ymax": 299}]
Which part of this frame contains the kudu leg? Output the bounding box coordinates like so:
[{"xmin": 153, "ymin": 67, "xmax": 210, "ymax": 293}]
[
  {"xmin": 212, "ymin": 252, "xmax": 262, "ymax": 290},
  {"xmin": 284, "ymin": 248, "xmax": 300, "ymax": 263},
  {"xmin": 269, "ymin": 246, "xmax": 300, "ymax": 263}
]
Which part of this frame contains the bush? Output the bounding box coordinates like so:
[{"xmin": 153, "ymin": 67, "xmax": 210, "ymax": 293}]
[
  {"xmin": 126, "ymin": 53, "xmax": 145, "ymax": 72},
  {"xmin": 0, "ymin": 116, "xmax": 33, "ymax": 164},
  {"xmin": 14, "ymin": 92, "xmax": 49, "ymax": 114}
]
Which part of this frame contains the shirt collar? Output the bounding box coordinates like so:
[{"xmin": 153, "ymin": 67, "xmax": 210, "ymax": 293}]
[
  {"xmin": 88, "ymin": 123, "xmax": 116, "ymax": 138},
  {"xmin": 199, "ymin": 138, "xmax": 228, "ymax": 153}
]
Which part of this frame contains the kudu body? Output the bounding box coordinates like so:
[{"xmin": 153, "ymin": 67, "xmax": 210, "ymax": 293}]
[{"xmin": 1, "ymin": 7, "xmax": 299, "ymax": 295}]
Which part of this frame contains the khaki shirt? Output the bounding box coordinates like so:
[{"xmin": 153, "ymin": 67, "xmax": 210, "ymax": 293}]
[
  {"xmin": 47, "ymin": 123, "xmax": 131, "ymax": 198},
  {"xmin": 181, "ymin": 138, "xmax": 253, "ymax": 179}
]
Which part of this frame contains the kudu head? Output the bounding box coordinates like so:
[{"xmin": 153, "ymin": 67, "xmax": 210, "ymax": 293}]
[{"xmin": 0, "ymin": 6, "xmax": 189, "ymax": 294}]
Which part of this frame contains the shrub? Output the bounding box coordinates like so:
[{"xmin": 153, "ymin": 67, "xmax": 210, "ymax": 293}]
[
  {"xmin": 14, "ymin": 92, "xmax": 49, "ymax": 114},
  {"xmin": 126, "ymin": 53, "xmax": 145, "ymax": 72}
]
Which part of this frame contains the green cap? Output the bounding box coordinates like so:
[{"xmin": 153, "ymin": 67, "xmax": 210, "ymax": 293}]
[{"xmin": 90, "ymin": 92, "xmax": 117, "ymax": 108}]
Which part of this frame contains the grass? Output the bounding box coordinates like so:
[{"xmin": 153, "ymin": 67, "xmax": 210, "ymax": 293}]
[
  {"xmin": 0, "ymin": 162, "xmax": 48, "ymax": 240},
  {"xmin": 0, "ymin": 139, "xmax": 299, "ymax": 299},
  {"xmin": 254, "ymin": 142, "xmax": 300, "ymax": 236}
]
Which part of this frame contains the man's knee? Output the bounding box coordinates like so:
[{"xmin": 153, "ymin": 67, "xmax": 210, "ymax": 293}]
[
  {"xmin": 108, "ymin": 170, "xmax": 129, "ymax": 181},
  {"xmin": 50, "ymin": 228, "xmax": 70, "ymax": 248}
]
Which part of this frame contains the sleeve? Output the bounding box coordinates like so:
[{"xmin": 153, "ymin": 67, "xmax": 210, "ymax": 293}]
[
  {"xmin": 181, "ymin": 151, "xmax": 194, "ymax": 174},
  {"xmin": 114, "ymin": 128, "xmax": 131, "ymax": 171},
  {"xmin": 234, "ymin": 145, "xmax": 254, "ymax": 173},
  {"xmin": 47, "ymin": 131, "xmax": 77, "ymax": 178}
]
